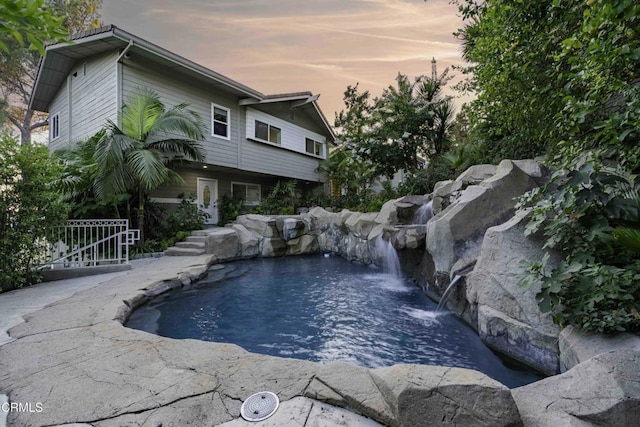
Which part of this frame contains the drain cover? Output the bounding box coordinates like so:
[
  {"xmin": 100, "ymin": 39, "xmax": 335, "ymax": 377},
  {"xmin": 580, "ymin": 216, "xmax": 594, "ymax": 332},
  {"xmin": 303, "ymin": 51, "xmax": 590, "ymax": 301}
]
[{"xmin": 240, "ymin": 391, "xmax": 279, "ymax": 422}]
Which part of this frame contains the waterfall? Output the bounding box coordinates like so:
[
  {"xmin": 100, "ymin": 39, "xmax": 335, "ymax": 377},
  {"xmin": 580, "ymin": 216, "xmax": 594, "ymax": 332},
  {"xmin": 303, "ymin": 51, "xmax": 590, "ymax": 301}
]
[
  {"xmin": 374, "ymin": 236, "xmax": 402, "ymax": 278},
  {"xmin": 414, "ymin": 200, "xmax": 433, "ymax": 224}
]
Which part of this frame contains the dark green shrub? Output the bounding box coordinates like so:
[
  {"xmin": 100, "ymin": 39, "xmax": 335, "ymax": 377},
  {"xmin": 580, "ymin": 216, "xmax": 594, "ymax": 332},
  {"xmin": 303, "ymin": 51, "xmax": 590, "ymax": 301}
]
[
  {"xmin": 519, "ymin": 153, "xmax": 640, "ymax": 333},
  {"xmin": 0, "ymin": 136, "xmax": 68, "ymax": 291},
  {"xmin": 218, "ymin": 194, "xmax": 245, "ymax": 225},
  {"xmin": 398, "ymin": 155, "xmax": 456, "ymax": 196},
  {"xmin": 255, "ymin": 180, "xmax": 298, "ymax": 215},
  {"xmin": 165, "ymin": 193, "xmax": 207, "ymax": 235}
]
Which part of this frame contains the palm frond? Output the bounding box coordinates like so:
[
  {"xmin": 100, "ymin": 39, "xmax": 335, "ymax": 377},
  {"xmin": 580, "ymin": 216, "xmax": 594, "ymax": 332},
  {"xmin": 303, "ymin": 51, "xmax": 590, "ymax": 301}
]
[
  {"xmin": 148, "ymin": 138, "xmax": 205, "ymax": 163},
  {"xmin": 126, "ymin": 149, "xmax": 168, "ymax": 191}
]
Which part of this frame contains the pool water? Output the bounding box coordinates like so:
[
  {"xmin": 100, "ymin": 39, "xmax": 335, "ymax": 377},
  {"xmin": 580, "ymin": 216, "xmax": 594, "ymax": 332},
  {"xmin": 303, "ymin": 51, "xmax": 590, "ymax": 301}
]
[{"xmin": 127, "ymin": 255, "xmax": 542, "ymax": 387}]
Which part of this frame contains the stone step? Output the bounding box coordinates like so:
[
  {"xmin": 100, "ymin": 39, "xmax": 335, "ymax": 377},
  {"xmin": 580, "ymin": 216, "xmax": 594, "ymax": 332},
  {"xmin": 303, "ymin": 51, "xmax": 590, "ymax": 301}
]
[
  {"xmin": 185, "ymin": 235, "xmax": 207, "ymax": 243},
  {"xmin": 174, "ymin": 241, "xmax": 206, "ymax": 249},
  {"xmin": 191, "ymin": 229, "xmax": 217, "ymax": 237},
  {"xmin": 164, "ymin": 246, "xmax": 205, "ymax": 256}
]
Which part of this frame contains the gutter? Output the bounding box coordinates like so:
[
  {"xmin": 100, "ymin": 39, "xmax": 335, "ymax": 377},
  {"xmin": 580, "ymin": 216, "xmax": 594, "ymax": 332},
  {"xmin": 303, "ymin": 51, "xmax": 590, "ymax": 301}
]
[{"xmin": 116, "ymin": 40, "xmax": 134, "ymax": 62}]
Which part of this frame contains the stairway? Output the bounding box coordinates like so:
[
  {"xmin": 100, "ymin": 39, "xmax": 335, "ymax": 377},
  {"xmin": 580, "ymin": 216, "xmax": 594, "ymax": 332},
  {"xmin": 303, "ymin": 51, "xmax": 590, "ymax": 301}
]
[{"xmin": 164, "ymin": 229, "xmax": 212, "ymax": 256}]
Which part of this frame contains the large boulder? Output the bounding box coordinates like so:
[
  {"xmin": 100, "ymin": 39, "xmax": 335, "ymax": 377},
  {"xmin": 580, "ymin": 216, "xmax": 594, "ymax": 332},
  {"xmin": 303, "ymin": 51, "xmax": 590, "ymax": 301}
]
[
  {"xmin": 371, "ymin": 364, "xmax": 522, "ymax": 427},
  {"xmin": 426, "ymin": 160, "xmax": 539, "ymax": 279},
  {"xmin": 466, "ymin": 211, "xmax": 560, "ymax": 375},
  {"xmin": 286, "ymin": 234, "xmax": 319, "ymax": 256},
  {"xmin": 276, "ymin": 216, "xmax": 307, "ymax": 241},
  {"xmin": 345, "ymin": 212, "xmax": 379, "ymax": 239},
  {"xmin": 376, "ymin": 195, "xmax": 430, "ymax": 225},
  {"xmin": 559, "ymin": 325, "xmax": 640, "ymax": 372},
  {"xmin": 231, "ymin": 224, "xmax": 260, "ymax": 259},
  {"xmin": 205, "ymin": 228, "xmax": 240, "ymax": 261},
  {"xmin": 235, "ymin": 214, "xmax": 278, "ymax": 238},
  {"xmin": 513, "ymin": 349, "xmax": 640, "ymax": 426}
]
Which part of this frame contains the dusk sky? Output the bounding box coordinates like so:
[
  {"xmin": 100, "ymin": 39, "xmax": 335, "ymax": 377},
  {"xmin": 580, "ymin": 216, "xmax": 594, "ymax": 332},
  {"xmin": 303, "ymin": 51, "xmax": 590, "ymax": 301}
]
[{"xmin": 101, "ymin": 0, "xmax": 469, "ymax": 122}]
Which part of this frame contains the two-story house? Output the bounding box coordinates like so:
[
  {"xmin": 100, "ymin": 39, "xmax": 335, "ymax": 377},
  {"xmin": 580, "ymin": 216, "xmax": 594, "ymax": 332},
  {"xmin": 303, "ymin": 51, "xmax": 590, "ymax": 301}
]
[{"xmin": 30, "ymin": 25, "xmax": 335, "ymax": 224}]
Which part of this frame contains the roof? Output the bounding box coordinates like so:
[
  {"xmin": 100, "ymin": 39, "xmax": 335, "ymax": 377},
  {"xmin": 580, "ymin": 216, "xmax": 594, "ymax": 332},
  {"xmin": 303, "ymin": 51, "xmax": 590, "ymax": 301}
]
[{"xmin": 30, "ymin": 25, "xmax": 335, "ymax": 142}]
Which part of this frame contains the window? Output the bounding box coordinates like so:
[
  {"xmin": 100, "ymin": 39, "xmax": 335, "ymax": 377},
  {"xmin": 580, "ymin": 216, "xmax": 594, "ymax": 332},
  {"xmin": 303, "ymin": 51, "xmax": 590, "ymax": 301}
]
[
  {"xmin": 305, "ymin": 138, "xmax": 324, "ymax": 157},
  {"xmin": 254, "ymin": 120, "xmax": 281, "ymax": 144},
  {"xmin": 211, "ymin": 103, "xmax": 230, "ymax": 139},
  {"xmin": 50, "ymin": 113, "xmax": 60, "ymax": 141},
  {"xmin": 232, "ymin": 182, "xmax": 261, "ymax": 205}
]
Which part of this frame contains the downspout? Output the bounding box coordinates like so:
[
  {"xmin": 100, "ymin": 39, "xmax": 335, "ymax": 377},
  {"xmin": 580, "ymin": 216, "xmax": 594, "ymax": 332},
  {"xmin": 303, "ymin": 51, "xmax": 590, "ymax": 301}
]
[{"xmin": 115, "ymin": 40, "xmax": 133, "ymax": 127}]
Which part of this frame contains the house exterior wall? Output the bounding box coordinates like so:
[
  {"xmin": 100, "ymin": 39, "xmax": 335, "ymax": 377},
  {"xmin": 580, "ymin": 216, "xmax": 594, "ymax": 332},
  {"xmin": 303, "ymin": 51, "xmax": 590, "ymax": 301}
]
[
  {"xmin": 48, "ymin": 78, "xmax": 69, "ymax": 152},
  {"xmin": 47, "ymin": 51, "xmax": 119, "ymax": 148},
  {"xmin": 70, "ymin": 51, "xmax": 118, "ymax": 142},
  {"xmin": 121, "ymin": 58, "xmax": 327, "ymax": 183},
  {"xmin": 243, "ymin": 107, "xmax": 326, "ymax": 182},
  {"xmin": 122, "ymin": 61, "xmax": 241, "ymax": 169}
]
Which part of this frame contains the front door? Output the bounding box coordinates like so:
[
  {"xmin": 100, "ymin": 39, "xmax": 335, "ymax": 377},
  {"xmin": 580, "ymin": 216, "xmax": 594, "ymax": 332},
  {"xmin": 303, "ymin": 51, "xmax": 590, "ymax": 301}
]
[{"xmin": 197, "ymin": 178, "xmax": 218, "ymax": 224}]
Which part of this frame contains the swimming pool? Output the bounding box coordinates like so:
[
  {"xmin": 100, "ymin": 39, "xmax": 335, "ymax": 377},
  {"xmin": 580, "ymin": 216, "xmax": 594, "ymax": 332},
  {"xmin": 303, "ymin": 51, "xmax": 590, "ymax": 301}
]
[{"xmin": 127, "ymin": 255, "xmax": 541, "ymax": 387}]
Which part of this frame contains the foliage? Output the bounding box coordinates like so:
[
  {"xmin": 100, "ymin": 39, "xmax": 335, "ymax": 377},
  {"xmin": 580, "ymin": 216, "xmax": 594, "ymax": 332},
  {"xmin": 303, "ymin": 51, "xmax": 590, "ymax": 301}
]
[
  {"xmin": 316, "ymin": 143, "xmax": 376, "ymax": 204},
  {"xmin": 218, "ymin": 193, "xmax": 245, "ymax": 225},
  {"xmin": 332, "ymin": 73, "xmax": 455, "ymax": 181},
  {"xmin": 165, "ymin": 194, "xmax": 207, "ymax": 236},
  {"xmin": 452, "ymin": 0, "xmax": 639, "ymax": 166},
  {"xmin": 0, "ymin": 135, "xmax": 68, "ymax": 290},
  {"xmin": 0, "ymin": 0, "xmax": 101, "ymax": 143},
  {"xmin": 0, "ymin": 0, "xmax": 67, "ymax": 54},
  {"xmin": 254, "ymin": 180, "xmax": 298, "ymax": 215},
  {"xmin": 518, "ymin": 154, "xmax": 640, "ymax": 333},
  {"xmin": 397, "ymin": 155, "xmax": 457, "ymax": 196},
  {"xmin": 95, "ymin": 88, "xmax": 206, "ymax": 242},
  {"xmin": 54, "ymin": 130, "xmax": 129, "ymax": 218}
]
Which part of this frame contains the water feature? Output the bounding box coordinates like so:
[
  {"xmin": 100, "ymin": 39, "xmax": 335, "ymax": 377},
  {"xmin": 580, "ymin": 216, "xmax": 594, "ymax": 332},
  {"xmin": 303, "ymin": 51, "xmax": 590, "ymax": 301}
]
[
  {"xmin": 436, "ymin": 262, "xmax": 476, "ymax": 311},
  {"xmin": 373, "ymin": 235, "xmax": 402, "ymax": 278},
  {"xmin": 127, "ymin": 256, "xmax": 541, "ymax": 387},
  {"xmin": 413, "ymin": 200, "xmax": 433, "ymax": 224}
]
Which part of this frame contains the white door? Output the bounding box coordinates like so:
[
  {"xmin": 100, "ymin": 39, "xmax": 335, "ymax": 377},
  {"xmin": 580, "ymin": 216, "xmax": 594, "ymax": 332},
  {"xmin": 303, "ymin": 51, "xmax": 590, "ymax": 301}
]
[{"xmin": 197, "ymin": 178, "xmax": 218, "ymax": 225}]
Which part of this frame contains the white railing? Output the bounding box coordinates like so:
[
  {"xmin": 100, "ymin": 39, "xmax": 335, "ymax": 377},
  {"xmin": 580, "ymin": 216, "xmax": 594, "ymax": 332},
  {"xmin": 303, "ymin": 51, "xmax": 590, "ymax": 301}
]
[{"xmin": 43, "ymin": 219, "xmax": 140, "ymax": 270}]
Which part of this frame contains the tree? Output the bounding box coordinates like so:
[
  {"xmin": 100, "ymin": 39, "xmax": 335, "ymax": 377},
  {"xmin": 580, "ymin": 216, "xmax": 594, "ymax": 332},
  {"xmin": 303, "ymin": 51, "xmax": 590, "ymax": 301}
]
[
  {"xmin": 452, "ymin": 0, "xmax": 639, "ymax": 165},
  {"xmin": 0, "ymin": 134, "xmax": 68, "ymax": 290},
  {"xmin": 95, "ymin": 88, "xmax": 206, "ymax": 243},
  {"xmin": 0, "ymin": 0, "xmax": 67, "ymax": 54},
  {"xmin": 0, "ymin": 0, "xmax": 102, "ymax": 143},
  {"xmin": 344, "ymin": 72, "xmax": 454, "ymax": 179}
]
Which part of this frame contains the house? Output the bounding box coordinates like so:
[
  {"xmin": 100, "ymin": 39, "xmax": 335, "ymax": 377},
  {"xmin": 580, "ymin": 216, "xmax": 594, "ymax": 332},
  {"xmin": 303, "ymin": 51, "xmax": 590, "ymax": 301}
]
[{"xmin": 29, "ymin": 25, "xmax": 335, "ymax": 224}]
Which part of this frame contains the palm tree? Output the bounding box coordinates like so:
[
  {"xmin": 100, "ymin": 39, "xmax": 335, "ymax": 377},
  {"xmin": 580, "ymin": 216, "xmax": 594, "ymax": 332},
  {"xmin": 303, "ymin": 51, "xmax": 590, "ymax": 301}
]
[{"xmin": 95, "ymin": 88, "xmax": 206, "ymax": 242}]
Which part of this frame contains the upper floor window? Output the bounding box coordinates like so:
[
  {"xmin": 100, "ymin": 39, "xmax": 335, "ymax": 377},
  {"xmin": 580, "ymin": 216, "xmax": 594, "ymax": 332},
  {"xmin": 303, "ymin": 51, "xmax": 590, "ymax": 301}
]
[
  {"xmin": 50, "ymin": 113, "xmax": 60, "ymax": 141},
  {"xmin": 305, "ymin": 138, "xmax": 324, "ymax": 157},
  {"xmin": 211, "ymin": 103, "xmax": 230, "ymax": 139},
  {"xmin": 255, "ymin": 120, "xmax": 281, "ymax": 144}
]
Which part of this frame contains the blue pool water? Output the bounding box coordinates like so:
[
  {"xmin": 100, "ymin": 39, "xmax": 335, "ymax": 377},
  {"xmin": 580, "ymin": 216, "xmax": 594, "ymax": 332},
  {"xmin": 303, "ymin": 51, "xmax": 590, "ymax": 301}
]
[{"xmin": 127, "ymin": 255, "xmax": 542, "ymax": 387}]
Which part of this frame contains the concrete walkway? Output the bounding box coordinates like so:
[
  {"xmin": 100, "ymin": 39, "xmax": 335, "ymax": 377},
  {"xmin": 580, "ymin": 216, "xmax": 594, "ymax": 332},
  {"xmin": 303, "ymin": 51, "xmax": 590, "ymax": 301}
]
[
  {"xmin": 0, "ymin": 256, "xmax": 386, "ymax": 427},
  {"xmin": 0, "ymin": 258, "xmax": 157, "ymax": 347}
]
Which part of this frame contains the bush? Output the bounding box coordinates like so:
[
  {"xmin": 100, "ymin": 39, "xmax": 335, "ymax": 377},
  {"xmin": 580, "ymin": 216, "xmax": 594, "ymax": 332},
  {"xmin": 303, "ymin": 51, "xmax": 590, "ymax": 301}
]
[
  {"xmin": 519, "ymin": 153, "xmax": 640, "ymax": 333},
  {"xmin": 398, "ymin": 155, "xmax": 457, "ymax": 196},
  {"xmin": 218, "ymin": 193, "xmax": 245, "ymax": 225},
  {"xmin": 0, "ymin": 136, "xmax": 68, "ymax": 291},
  {"xmin": 165, "ymin": 193, "xmax": 207, "ymax": 235},
  {"xmin": 254, "ymin": 180, "xmax": 298, "ymax": 215}
]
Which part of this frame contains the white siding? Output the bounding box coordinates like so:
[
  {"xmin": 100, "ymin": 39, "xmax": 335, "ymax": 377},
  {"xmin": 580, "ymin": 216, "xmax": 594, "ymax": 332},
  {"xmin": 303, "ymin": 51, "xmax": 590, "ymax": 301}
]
[
  {"xmin": 48, "ymin": 78, "xmax": 69, "ymax": 152},
  {"xmin": 70, "ymin": 51, "xmax": 118, "ymax": 141},
  {"xmin": 242, "ymin": 108, "xmax": 326, "ymax": 182},
  {"xmin": 121, "ymin": 62, "xmax": 239, "ymax": 169},
  {"xmin": 245, "ymin": 108, "xmax": 326, "ymax": 158}
]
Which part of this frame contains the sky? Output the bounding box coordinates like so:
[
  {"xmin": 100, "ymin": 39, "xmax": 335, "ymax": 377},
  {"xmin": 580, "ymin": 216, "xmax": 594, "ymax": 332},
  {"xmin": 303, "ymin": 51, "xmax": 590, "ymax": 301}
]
[{"xmin": 101, "ymin": 0, "xmax": 470, "ymax": 123}]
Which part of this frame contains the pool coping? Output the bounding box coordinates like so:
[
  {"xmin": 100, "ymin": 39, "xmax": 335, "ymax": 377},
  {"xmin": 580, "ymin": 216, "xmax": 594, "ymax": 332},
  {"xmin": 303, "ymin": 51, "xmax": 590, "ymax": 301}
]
[{"xmin": 0, "ymin": 255, "xmax": 519, "ymax": 426}]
